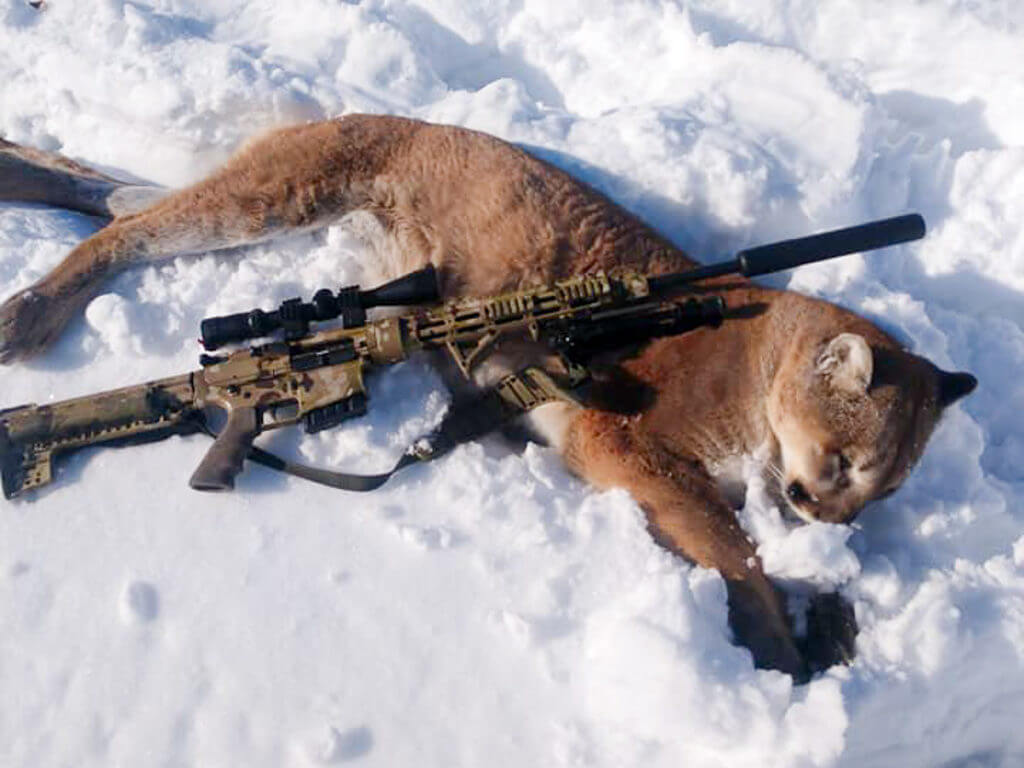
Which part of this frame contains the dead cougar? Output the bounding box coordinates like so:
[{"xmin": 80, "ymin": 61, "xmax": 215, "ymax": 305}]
[{"xmin": 0, "ymin": 115, "xmax": 976, "ymax": 679}]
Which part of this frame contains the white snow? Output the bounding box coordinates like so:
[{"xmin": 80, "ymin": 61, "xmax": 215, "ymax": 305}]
[{"xmin": 2, "ymin": 1, "xmax": 1023, "ymax": 766}]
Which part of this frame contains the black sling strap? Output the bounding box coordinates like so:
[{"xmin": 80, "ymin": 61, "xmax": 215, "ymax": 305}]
[{"xmin": 239, "ymin": 367, "xmax": 577, "ymax": 492}]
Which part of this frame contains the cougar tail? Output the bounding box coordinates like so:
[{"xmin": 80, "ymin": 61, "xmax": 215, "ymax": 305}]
[{"xmin": 0, "ymin": 137, "xmax": 167, "ymax": 219}]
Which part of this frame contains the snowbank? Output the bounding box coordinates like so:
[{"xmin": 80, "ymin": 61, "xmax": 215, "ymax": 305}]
[{"xmin": 1, "ymin": 1, "xmax": 1022, "ymax": 766}]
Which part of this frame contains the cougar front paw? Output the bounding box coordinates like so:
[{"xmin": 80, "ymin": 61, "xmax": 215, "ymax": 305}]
[
  {"xmin": 800, "ymin": 592, "xmax": 858, "ymax": 674},
  {"xmin": 0, "ymin": 288, "xmax": 62, "ymax": 364}
]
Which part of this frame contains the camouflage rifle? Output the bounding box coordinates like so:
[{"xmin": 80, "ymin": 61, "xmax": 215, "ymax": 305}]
[{"xmin": 0, "ymin": 214, "xmax": 925, "ymax": 499}]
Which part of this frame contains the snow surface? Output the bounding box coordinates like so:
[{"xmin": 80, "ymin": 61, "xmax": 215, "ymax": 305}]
[{"xmin": 2, "ymin": 1, "xmax": 1023, "ymax": 766}]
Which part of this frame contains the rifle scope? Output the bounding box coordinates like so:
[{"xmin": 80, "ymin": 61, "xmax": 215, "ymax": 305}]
[
  {"xmin": 200, "ymin": 213, "xmax": 925, "ymax": 350},
  {"xmin": 200, "ymin": 266, "xmax": 440, "ymax": 350},
  {"xmin": 647, "ymin": 213, "xmax": 925, "ymax": 293}
]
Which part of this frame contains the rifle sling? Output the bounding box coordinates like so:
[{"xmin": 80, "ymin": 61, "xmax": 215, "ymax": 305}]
[{"xmin": 241, "ymin": 367, "xmax": 576, "ymax": 492}]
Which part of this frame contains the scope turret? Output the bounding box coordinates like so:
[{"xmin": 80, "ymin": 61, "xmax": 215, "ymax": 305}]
[{"xmin": 200, "ymin": 265, "xmax": 440, "ymax": 350}]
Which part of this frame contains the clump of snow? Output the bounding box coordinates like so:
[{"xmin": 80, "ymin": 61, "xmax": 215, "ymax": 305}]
[
  {"xmin": 2, "ymin": 1, "xmax": 1023, "ymax": 766},
  {"xmin": 739, "ymin": 472, "xmax": 862, "ymax": 592}
]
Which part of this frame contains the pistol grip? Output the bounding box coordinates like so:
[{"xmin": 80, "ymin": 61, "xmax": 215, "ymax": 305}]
[{"xmin": 189, "ymin": 406, "xmax": 259, "ymax": 492}]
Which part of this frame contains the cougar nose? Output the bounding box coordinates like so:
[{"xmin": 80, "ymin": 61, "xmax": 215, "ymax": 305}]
[{"xmin": 786, "ymin": 481, "xmax": 811, "ymax": 504}]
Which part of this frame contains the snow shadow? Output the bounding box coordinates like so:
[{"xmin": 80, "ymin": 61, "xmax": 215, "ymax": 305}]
[
  {"xmin": 917, "ymin": 268, "xmax": 1024, "ymax": 329},
  {"xmin": 685, "ymin": 7, "xmax": 778, "ymax": 49},
  {"xmin": 387, "ymin": 4, "xmax": 566, "ymax": 110},
  {"xmin": 879, "ymin": 91, "xmax": 1002, "ymax": 159}
]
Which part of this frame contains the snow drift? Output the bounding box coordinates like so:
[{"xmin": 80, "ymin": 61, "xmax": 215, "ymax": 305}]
[{"xmin": 1, "ymin": 1, "xmax": 1022, "ymax": 766}]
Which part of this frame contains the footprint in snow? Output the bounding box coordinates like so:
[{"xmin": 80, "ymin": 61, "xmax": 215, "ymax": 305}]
[
  {"xmin": 302, "ymin": 725, "xmax": 374, "ymax": 764},
  {"xmin": 393, "ymin": 524, "xmax": 456, "ymax": 550},
  {"xmin": 120, "ymin": 580, "xmax": 159, "ymax": 624}
]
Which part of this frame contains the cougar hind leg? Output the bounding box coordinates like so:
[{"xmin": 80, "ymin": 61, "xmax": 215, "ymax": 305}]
[
  {"xmin": 0, "ymin": 121, "xmax": 380, "ymax": 363},
  {"xmin": 0, "ymin": 137, "xmax": 167, "ymax": 219}
]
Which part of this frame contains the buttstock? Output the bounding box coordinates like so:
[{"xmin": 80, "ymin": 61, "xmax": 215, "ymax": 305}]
[
  {"xmin": 0, "ymin": 421, "xmax": 31, "ymax": 499},
  {"xmin": 2, "ymin": 406, "xmax": 55, "ymax": 500},
  {"xmin": 189, "ymin": 406, "xmax": 259, "ymax": 492}
]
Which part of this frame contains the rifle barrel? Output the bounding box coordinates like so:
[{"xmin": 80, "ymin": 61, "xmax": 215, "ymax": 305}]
[{"xmin": 647, "ymin": 213, "xmax": 926, "ymax": 293}]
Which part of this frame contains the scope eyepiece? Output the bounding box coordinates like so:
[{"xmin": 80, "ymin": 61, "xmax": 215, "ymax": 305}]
[
  {"xmin": 199, "ymin": 309, "xmax": 274, "ymax": 351},
  {"xmin": 199, "ymin": 265, "xmax": 441, "ymax": 350}
]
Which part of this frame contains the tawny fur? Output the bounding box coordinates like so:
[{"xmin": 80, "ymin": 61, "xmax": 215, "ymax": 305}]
[{"xmin": 0, "ymin": 115, "xmax": 974, "ymax": 679}]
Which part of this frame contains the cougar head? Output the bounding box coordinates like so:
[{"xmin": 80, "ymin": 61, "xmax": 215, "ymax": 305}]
[{"xmin": 767, "ymin": 331, "xmax": 976, "ymax": 524}]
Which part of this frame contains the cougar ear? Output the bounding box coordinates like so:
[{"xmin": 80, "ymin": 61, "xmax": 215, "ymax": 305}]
[
  {"xmin": 816, "ymin": 333, "xmax": 873, "ymax": 394},
  {"xmin": 938, "ymin": 370, "xmax": 977, "ymax": 408}
]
